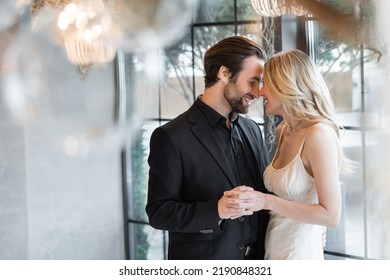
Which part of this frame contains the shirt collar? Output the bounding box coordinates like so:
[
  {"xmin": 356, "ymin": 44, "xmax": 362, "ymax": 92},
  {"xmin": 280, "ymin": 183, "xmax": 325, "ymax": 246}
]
[
  {"xmin": 196, "ymin": 95, "xmax": 240, "ymax": 127},
  {"xmin": 230, "ymin": 111, "xmax": 239, "ymax": 123}
]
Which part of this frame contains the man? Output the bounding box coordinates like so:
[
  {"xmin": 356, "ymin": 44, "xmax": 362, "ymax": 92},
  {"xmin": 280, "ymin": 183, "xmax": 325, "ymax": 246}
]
[{"xmin": 146, "ymin": 36, "xmax": 270, "ymax": 260}]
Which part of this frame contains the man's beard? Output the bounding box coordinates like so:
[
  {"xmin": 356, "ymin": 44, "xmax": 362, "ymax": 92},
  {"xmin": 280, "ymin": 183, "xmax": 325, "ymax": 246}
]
[{"xmin": 223, "ymin": 81, "xmax": 248, "ymax": 114}]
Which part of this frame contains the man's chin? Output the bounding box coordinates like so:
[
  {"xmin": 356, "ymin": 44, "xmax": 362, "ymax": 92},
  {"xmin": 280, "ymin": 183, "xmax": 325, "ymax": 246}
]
[{"xmin": 235, "ymin": 106, "xmax": 249, "ymax": 114}]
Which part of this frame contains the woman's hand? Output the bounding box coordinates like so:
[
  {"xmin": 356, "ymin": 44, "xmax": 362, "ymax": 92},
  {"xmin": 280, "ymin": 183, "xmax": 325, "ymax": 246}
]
[
  {"xmin": 218, "ymin": 185, "xmax": 253, "ymax": 219},
  {"xmin": 238, "ymin": 189, "xmax": 267, "ymax": 213},
  {"xmin": 222, "ymin": 186, "xmax": 268, "ymax": 219}
]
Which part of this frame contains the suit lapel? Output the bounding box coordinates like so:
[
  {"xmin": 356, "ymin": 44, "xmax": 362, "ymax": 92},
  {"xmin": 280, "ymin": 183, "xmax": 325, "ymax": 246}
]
[
  {"xmin": 237, "ymin": 117, "xmax": 263, "ymax": 178},
  {"xmin": 188, "ymin": 104, "xmax": 237, "ymax": 187}
]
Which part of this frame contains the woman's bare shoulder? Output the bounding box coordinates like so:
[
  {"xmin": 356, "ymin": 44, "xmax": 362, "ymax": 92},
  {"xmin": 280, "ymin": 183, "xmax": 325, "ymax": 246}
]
[{"xmin": 305, "ymin": 122, "xmax": 337, "ymax": 149}]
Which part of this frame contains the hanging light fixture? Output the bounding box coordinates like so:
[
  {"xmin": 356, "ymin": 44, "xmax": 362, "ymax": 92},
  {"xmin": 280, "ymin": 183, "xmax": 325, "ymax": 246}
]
[
  {"xmin": 56, "ymin": 0, "xmax": 117, "ymax": 65},
  {"xmin": 251, "ymin": 0, "xmax": 307, "ymax": 17},
  {"xmin": 30, "ymin": 0, "xmax": 198, "ymax": 78},
  {"xmin": 31, "ymin": 0, "xmax": 119, "ymax": 78}
]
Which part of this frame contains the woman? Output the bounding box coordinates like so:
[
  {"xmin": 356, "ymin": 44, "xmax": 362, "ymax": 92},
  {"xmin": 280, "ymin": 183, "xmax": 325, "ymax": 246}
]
[{"xmin": 224, "ymin": 49, "xmax": 353, "ymax": 259}]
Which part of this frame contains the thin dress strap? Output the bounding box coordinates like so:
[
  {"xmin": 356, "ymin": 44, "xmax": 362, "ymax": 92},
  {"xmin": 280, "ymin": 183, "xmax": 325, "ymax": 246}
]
[
  {"xmin": 271, "ymin": 121, "xmax": 288, "ymax": 164},
  {"xmin": 277, "ymin": 121, "xmax": 287, "ymax": 144},
  {"xmin": 297, "ymin": 123, "xmax": 316, "ymax": 155}
]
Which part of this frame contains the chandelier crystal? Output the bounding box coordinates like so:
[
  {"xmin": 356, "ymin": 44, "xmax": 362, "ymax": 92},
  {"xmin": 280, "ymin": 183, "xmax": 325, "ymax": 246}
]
[
  {"xmin": 30, "ymin": 0, "xmax": 198, "ymax": 78},
  {"xmin": 251, "ymin": 0, "xmax": 307, "ymax": 17},
  {"xmin": 57, "ymin": 0, "xmax": 116, "ymax": 66},
  {"xmin": 31, "ymin": 0, "xmax": 119, "ymax": 78}
]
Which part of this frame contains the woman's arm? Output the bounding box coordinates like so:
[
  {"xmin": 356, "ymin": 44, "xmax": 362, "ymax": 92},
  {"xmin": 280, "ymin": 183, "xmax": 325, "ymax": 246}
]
[
  {"xmin": 226, "ymin": 123, "xmax": 342, "ymax": 227},
  {"xmin": 265, "ymin": 123, "xmax": 341, "ymax": 227}
]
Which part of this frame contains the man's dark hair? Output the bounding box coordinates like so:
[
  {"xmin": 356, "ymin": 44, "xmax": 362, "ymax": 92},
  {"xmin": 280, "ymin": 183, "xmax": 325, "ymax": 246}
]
[{"xmin": 203, "ymin": 36, "xmax": 266, "ymax": 88}]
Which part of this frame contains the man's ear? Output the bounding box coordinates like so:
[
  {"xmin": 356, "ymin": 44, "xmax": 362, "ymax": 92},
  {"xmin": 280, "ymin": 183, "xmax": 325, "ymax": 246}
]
[{"xmin": 217, "ymin": 66, "xmax": 230, "ymax": 84}]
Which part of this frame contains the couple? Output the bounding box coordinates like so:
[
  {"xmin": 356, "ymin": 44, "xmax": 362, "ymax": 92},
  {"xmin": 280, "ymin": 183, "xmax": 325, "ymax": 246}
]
[{"xmin": 146, "ymin": 36, "xmax": 352, "ymax": 260}]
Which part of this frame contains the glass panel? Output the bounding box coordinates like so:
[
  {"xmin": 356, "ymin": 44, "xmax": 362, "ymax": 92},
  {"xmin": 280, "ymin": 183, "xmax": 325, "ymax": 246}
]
[
  {"xmin": 128, "ymin": 222, "xmax": 149, "ymax": 260},
  {"xmin": 195, "ymin": 0, "xmax": 234, "ymax": 23},
  {"xmin": 162, "ymin": 29, "xmax": 195, "ymax": 119},
  {"xmin": 128, "ymin": 120, "xmax": 168, "ymax": 221},
  {"xmin": 128, "ymin": 120, "xmax": 169, "ymax": 260},
  {"xmin": 130, "ymin": 223, "xmax": 168, "ymax": 260},
  {"xmin": 331, "ymin": 56, "xmax": 385, "ymax": 129},
  {"xmin": 324, "ymin": 130, "xmax": 365, "ymax": 258},
  {"xmin": 237, "ymin": 0, "xmax": 262, "ymax": 21},
  {"xmin": 363, "ymin": 59, "xmax": 385, "ymax": 129},
  {"xmin": 126, "ymin": 53, "xmax": 161, "ymax": 120},
  {"xmin": 128, "ymin": 122, "xmax": 150, "ymax": 223},
  {"xmin": 311, "ymin": 0, "xmax": 382, "ymax": 260},
  {"xmin": 146, "ymin": 225, "xmax": 168, "ymax": 260},
  {"xmin": 320, "ymin": 46, "xmax": 362, "ymax": 127},
  {"xmin": 237, "ymin": 23, "xmax": 264, "ymax": 46},
  {"xmin": 193, "ymin": 25, "xmax": 236, "ymax": 96},
  {"xmin": 366, "ymin": 130, "xmax": 389, "ymax": 259},
  {"xmin": 343, "ymin": 130, "xmax": 365, "ymax": 257}
]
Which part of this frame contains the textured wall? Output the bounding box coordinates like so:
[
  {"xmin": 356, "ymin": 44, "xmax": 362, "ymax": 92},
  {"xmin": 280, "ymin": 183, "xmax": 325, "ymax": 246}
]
[
  {"xmin": 0, "ymin": 95, "xmax": 28, "ymax": 259},
  {"xmin": 0, "ymin": 26, "xmax": 125, "ymax": 260}
]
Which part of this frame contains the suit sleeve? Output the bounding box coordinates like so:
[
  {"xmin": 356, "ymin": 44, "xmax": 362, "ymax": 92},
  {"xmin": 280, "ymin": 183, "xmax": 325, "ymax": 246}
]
[{"xmin": 145, "ymin": 126, "xmax": 223, "ymax": 234}]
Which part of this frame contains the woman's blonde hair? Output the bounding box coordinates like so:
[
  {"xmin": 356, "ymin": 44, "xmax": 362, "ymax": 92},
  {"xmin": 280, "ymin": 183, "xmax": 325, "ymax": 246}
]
[{"xmin": 263, "ymin": 49, "xmax": 353, "ymax": 173}]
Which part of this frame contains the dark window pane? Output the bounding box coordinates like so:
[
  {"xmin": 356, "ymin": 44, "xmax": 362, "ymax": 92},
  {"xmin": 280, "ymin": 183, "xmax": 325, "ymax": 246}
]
[
  {"xmin": 237, "ymin": 0, "xmax": 262, "ymax": 21},
  {"xmin": 195, "ymin": 0, "xmax": 235, "ymax": 23}
]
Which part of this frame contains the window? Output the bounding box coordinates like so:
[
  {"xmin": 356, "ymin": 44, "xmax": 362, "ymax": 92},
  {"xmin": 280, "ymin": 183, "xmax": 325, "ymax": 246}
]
[
  {"xmin": 306, "ymin": 0, "xmax": 382, "ymax": 259},
  {"xmin": 122, "ymin": 0, "xmax": 264, "ymax": 260},
  {"xmin": 122, "ymin": 0, "xmax": 384, "ymax": 260}
]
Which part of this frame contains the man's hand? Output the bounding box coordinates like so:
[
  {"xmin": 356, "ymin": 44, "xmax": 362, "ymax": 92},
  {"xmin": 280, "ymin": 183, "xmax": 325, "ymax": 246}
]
[{"xmin": 218, "ymin": 185, "xmax": 254, "ymax": 219}]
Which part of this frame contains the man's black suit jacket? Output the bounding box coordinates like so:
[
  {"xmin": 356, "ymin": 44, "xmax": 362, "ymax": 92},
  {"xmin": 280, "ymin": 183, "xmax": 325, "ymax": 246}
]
[{"xmin": 146, "ymin": 100, "xmax": 270, "ymax": 259}]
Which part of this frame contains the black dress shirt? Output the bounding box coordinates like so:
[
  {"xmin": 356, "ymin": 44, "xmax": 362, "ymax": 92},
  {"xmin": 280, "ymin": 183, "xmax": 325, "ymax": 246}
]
[{"xmin": 196, "ymin": 97, "xmax": 260, "ymax": 248}]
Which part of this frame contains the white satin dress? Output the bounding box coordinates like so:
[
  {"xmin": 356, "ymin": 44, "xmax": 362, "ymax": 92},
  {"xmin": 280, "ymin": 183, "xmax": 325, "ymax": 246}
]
[{"xmin": 263, "ymin": 125, "xmax": 324, "ymax": 260}]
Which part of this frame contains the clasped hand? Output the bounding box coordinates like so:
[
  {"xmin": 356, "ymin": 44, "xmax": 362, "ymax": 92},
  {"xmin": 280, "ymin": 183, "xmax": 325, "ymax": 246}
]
[{"xmin": 217, "ymin": 185, "xmax": 266, "ymax": 220}]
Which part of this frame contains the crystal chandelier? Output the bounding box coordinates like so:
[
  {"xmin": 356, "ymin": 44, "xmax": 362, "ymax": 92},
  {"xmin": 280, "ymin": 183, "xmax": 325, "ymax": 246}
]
[
  {"xmin": 31, "ymin": 0, "xmax": 119, "ymax": 78},
  {"xmin": 30, "ymin": 0, "xmax": 198, "ymax": 78},
  {"xmin": 251, "ymin": 0, "xmax": 307, "ymax": 17},
  {"xmin": 57, "ymin": 0, "xmax": 116, "ymax": 66}
]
